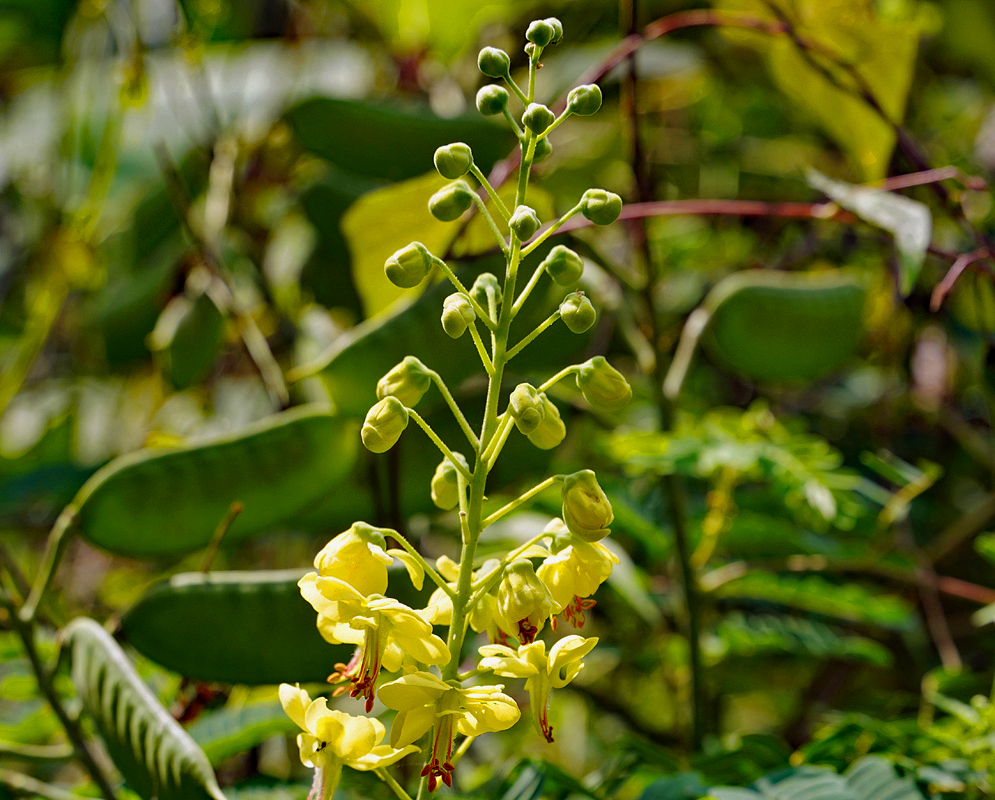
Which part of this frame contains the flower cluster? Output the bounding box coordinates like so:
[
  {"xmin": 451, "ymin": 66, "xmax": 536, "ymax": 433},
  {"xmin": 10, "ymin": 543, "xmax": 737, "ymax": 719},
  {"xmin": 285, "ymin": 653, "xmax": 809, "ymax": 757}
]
[{"xmin": 282, "ymin": 18, "xmax": 630, "ymax": 799}]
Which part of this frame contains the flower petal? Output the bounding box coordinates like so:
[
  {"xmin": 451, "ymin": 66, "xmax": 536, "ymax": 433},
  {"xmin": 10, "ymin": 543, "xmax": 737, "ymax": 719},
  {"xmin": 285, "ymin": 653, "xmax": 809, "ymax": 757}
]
[
  {"xmin": 278, "ymin": 684, "xmax": 311, "ymax": 732},
  {"xmin": 378, "ymin": 671, "xmax": 449, "ymax": 711},
  {"xmin": 387, "ymin": 548, "xmax": 425, "ymax": 591},
  {"xmin": 389, "ymin": 705, "xmax": 437, "ymax": 749},
  {"xmin": 350, "ymin": 743, "xmax": 420, "ymax": 770}
]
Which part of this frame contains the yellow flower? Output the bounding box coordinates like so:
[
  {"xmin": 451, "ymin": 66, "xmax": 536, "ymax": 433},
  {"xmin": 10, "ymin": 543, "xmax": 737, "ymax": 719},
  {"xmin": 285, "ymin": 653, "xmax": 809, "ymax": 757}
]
[
  {"xmin": 378, "ymin": 671, "xmax": 521, "ymax": 792},
  {"xmin": 312, "ymin": 522, "xmax": 393, "ymax": 596},
  {"xmin": 536, "ymin": 518, "xmax": 618, "ymax": 626},
  {"xmin": 478, "ymin": 635, "xmax": 597, "ymax": 742},
  {"xmin": 421, "ymin": 557, "xmax": 506, "ymax": 642},
  {"xmin": 279, "ymin": 684, "xmax": 417, "ymax": 800},
  {"xmin": 561, "ymin": 470, "xmax": 613, "ymax": 542},
  {"xmin": 300, "ymin": 576, "xmax": 450, "ymax": 710},
  {"xmin": 496, "ymin": 559, "xmax": 553, "ymax": 643}
]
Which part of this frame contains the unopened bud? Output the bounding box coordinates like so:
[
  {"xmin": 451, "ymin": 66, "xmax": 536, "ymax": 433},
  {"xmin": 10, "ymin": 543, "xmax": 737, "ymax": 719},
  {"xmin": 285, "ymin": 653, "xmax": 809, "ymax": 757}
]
[
  {"xmin": 476, "ymin": 85, "xmax": 510, "ymax": 116},
  {"xmin": 541, "ymin": 245, "xmax": 583, "ymax": 285},
  {"xmin": 509, "ymin": 383, "xmax": 544, "ymax": 435},
  {"xmin": 533, "ymin": 136, "xmax": 553, "ymax": 163},
  {"xmin": 526, "ymin": 18, "xmax": 560, "ymax": 47},
  {"xmin": 478, "ymin": 47, "xmax": 511, "ymax": 78},
  {"xmin": 430, "ymin": 452, "xmax": 469, "ymax": 510},
  {"xmin": 471, "ymin": 272, "xmax": 503, "ymax": 310},
  {"xmin": 385, "ymin": 242, "xmax": 433, "ymax": 288},
  {"xmin": 314, "ymin": 522, "xmax": 390, "ymax": 595},
  {"xmin": 561, "ymin": 470, "xmax": 613, "ymax": 542},
  {"xmin": 560, "ymin": 292, "xmax": 596, "ymax": 333},
  {"xmin": 576, "ymin": 356, "xmax": 631, "ymax": 411},
  {"xmin": 441, "ymin": 293, "xmax": 475, "ymax": 338},
  {"xmin": 522, "ymin": 103, "xmax": 555, "ymax": 134},
  {"xmin": 362, "ymin": 397, "xmax": 409, "ymax": 453},
  {"xmin": 510, "ymin": 205, "xmax": 541, "ymax": 241},
  {"xmin": 376, "ymin": 356, "xmax": 432, "ymax": 408},
  {"xmin": 580, "ymin": 188, "xmax": 623, "ymax": 226},
  {"xmin": 496, "ymin": 559, "xmax": 553, "ymax": 642},
  {"xmin": 429, "ymin": 180, "xmax": 474, "ymax": 222},
  {"xmin": 434, "ymin": 143, "xmax": 473, "ymax": 179},
  {"xmin": 566, "ymin": 84, "xmax": 602, "ymax": 116},
  {"xmin": 527, "ymin": 394, "xmax": 566, "ymax": 450}
]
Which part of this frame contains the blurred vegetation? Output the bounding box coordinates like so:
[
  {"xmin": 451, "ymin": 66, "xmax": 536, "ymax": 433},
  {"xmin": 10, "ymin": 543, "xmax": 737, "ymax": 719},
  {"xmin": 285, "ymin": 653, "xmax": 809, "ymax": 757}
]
[{"xmin": 2, "ymin": 0, "xmax": 995, "ymax": 798}]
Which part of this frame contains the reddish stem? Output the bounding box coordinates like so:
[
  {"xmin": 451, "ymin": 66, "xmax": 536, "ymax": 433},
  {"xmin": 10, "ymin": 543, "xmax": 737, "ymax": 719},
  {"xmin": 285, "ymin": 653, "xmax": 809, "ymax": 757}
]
[{"xmin": 930, "ymin": 248, "xmax": 991, "ymax": 311}]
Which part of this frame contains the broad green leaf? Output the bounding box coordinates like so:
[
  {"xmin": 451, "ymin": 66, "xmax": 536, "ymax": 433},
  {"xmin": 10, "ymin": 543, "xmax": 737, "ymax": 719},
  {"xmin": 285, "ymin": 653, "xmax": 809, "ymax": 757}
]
[
  {"xmin": 63, "ymin": 617, "xmax": 227, "ymax": 800},
  {"xmin": 711, "ymin": 572, "xmax": 915, "ymax": 631},
  {"xmin": 705, "ymin": 612, "xmax": 892, "ymax": 666},
  {"xmin": 285, "ymin": 97, "xmax": 514, "ymax": 183},
  {"xmin": 188, "ymin": 700, "xmax": 297, "ymax": 765},
  {"xmin": 717, "ymin": 0, "xmax": 920, "ymax": 179},
  {"xmin": 637, "ymin": 772, "xmax": 708, "ymax": 800},
  {"xmin": 692, "ymin": 735, "xmax": 791, "ymax": 787},
  {"xmin": 703, "ymin": 271, "xmax": 867, "ymax": 384},
  {"xmin": 73, "ymin": 406, "xmax": 358, "ymax": 557},
  {"xmin": 148, "ymin": 281, "xmax": 227, "ymax": 390},
  {"xmin": 343, "ymin": 171, "xmax": 456, "ymax": 316},
  {"xmin": 807, "ymin": 170, "xmax": 931, "ymax": 295},
  {"xmin": 120, "ymin": 567, "xmax": 428, "ymax": 685}
]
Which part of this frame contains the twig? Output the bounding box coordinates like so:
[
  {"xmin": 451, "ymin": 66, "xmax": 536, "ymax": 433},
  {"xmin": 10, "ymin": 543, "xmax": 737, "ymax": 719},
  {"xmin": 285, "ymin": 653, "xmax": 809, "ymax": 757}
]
[
  {"xmin": 200, "ymin": 501, "xmax": 244, "ymax": 572},
  {"xmin": 154, "ymin": 143, "xmax": 290, "ymax": 407},
  {"xmin": 930, "ymin": 248, "xmax": 990, "ymax": 311},
  {"xmin": 924, "ymin": 491, "xmax": 995, "ymax": 564}
]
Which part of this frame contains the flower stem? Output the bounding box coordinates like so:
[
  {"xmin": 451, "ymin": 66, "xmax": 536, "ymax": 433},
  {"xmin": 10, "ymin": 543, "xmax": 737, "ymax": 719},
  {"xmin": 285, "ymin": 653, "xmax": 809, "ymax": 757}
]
[
  {"xmin": 469, "ymin": 164, "xmax": 511, "ymax": 221},
  {"xmin": 427, "ymin": 371, "xmax": 480, "ymax": 450},
  {"xmin": 506, "ymin": 310, "xmax": 561, "ymax": 360},
  {"xmin": 481, "ymin": 475, "xmax": 563, "ymax": 529},
  {"xmin": 376, "ymin": 768, "xmax": 415, "ymax": 800},
  {"xmin": 407, "ymin": 410, "xmax": 474, "ymax": 483}
]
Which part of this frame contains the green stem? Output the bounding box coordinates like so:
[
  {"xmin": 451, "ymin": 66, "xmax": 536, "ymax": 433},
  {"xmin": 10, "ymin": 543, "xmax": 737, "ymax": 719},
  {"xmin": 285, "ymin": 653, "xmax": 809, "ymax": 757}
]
[
  {"xmin": 506, "ymin": 311, "xmax": 561, "ymax": 360},
  {"xmin": 20, "ymin": 506, "xmax": 76, "ymax": 623},
  {"xmin": 428, "ymin": 371, "xmax": 480, "ymax": 450},
  {"xmin": 511, "ymin": 262, "xmax": 546, "ymax": 319},
  {"xmin": 376, "ymin": 768, "xmax": 415, "ymax": 800},
  {"xmin": 383, "ymin": 529, "xmax": 456, "ymax": 600},
  {"xmin": 538, "ymin": 365, "xmax": 579, "ymax": 393},
  {"xmin": 0, "ymin": 769, "xmax": 84, "ymax": 800},
  {"xmin": 480, "ymin": 476, "xmax": 563, "ymax": 530},
  {"xmin": 0, "ymin": 741, "xmax": 74, "ymax": 761},
  {"xmin": 519, "ymin": 204, "xmax": 582, "ymax": 259},
  {"xmin": 662, "ymin": 308, "xmax": 710, "ymax": 401},
  {"xmin": 467, "ymin": 321, "xmax": 495, "ymax": 375},
  {"xmin": 469, "ymin": 164, "xmax": 511, "ymax": 221},
  {"xmin": 482, "ymin": 414, "xmax": 514, "ymax": 468},
  {"xmin": 472, "ymin": 195, "xmax": 509, "ymax": 254},
  {"xmin": 535, "ymin": 110, "xmax": 572, "ymax": 142},
  {"xmin": 502, "ymin": 107, "xmax": 525, "ymax": 139},
  {"xmin": 503, "ymin": 73, "xmax": 529, "ymax": 105},
  {"xmin": 406, "ymin": 410, "xmax": 473, "ymax": 483},
  {"xmin": 431, "ymin": 258, "xmax": 496, "ymax": 329},
  {"xmin": 468, "ymin": 528, "xmax": 554, "ymax": 603}
]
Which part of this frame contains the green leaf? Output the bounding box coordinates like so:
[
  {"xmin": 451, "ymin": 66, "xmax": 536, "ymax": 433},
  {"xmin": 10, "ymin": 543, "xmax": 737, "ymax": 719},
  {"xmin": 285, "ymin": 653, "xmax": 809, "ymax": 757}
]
[
  {"xmin": 120, "ymin": 566, "xmax": 427, "ymax": 685},
  {"xmin": 187, "ymin": 700, "xmax": 297, "ymax": 766},
  {"xmin": 73, "ymin": 406, "xmax": 358, "ymax": 558},
  {"xmin": 703, "ymin": 271, "xmax": 867, "ymax": 384},
  {"xmin": 692, "ymin": 735, "xmax": 791, "ymax": 787},
  {"xmin": 285, "ymin": 97, "xmax": 514, "ymax": 183},
  {"xmin": 706, "ymin": 613, "xmax": 893, "ymax": 666},
  {"xmin": 711, "ymin": 573, "xmax": 915, "ymax": 631},
  {"xmin": 637, "ymin": 773, "xmax": 708, "ymax": 800},
  {"xmin": 717, "ymin": 0, "xmax": 920, "ymax": 180},
  {"xmin": 807, "ymin": 170, "xmax": 931, "ymax": 295},
  {"xmin": 120, "ymin": 570, "xmax": 348, "ymax": 685},
  {"xmin": 845, "ymin": 756, "xmax": 925, "ymax": 800},
  {"xmin": 63, "ymin": 617, "xmax": 227, "ymax": 800}
]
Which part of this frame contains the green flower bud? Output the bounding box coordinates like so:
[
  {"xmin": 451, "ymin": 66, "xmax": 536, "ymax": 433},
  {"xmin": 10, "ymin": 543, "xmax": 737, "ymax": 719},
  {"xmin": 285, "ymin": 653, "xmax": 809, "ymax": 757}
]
[
  {"xmin": 580, "ymin": 188, "xmax": 623, "ymax": 226},
  {"xmin": 546, "ymin": 17, "xmax": 563, "ymax": 42},
  {"xmin": 509, "ymin": 383, "xmax": 545, "ymax": 435},
  {"xmin": 441, "ymin": 293, "xmax": 475, "ymax": 338},
  {"xmin": 471, "ymin": 272, "xmax": 503, "ymax": 310},
  {"xmin": 576, "ymin": 355, "xmax": 632, "ymax": 411},
  {"xmin": 376, "ymin": 356, "xmax": 432, "ymax": 407},
  {"xmin": 361, "ymin": 396, "xmax": 409, "ymax": 453},
  {"xmin": 385, "ymin": 241, "xmax": 433, "ymax": 288},
  {"xmin": 561, "ymin": 469, "xmax": 613, "ymax": 542},
  {"xmin": 434, "ymin": 142, "xmax": 473, "ymax": 179},
  {"xmin": 566, "ymin": 84, "xmax": 603, "ymax": 116},
  {"xmin": 540, "ymin": 244, "xmax": 584, "ymax": 285},
  {"xmin": 532, "ymin": 136, "xmax": 553, "ymax": 163},
  {"xmin": 560, "ymin": 292, "xmax": 596, "ymax": 333},
  {"xmin": 430, "ymin": 451, "xmax": 469, "ymax": 510},
  {"xmin": 429, "ymin": 180, "xmax": 475, "ymax": 222},
  {"xmin": 526, "ymin": 18, "xmax": 559, "ymax": 47},
  {"xmin": 476, "ymin": 84, "xmax": 510, "ymax": 116},
  {"xmin": 522, "ymin": 103, "xmax": 555, "ymax": 134},
  {"xmin": 496, "ymin": 559, "xmax": 553, "ymax": 642},
  {"xmin": 527, "ymin": 394, "xmax": 566, "ymax": 450},
  {"xmin": 478, "ymin": 46, "xmax": 511, "ymax": 78},
  {"xmin": 509, "ymin": 205, "xmax": 541, "ymax": 241}
]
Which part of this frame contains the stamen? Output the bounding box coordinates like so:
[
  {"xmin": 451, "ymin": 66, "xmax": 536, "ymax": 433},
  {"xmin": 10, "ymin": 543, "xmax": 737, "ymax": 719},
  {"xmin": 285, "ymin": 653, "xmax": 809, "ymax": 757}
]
[{"xmin": 518, "ymin": 618, "xmax": 538, "ymax": 644}]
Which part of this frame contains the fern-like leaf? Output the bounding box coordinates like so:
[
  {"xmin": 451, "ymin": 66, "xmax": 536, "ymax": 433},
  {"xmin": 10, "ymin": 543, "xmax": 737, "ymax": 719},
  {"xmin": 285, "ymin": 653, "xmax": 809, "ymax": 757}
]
[{"xmin": 63, "ymin": 617, "xmax": 227, "ymax": 800}]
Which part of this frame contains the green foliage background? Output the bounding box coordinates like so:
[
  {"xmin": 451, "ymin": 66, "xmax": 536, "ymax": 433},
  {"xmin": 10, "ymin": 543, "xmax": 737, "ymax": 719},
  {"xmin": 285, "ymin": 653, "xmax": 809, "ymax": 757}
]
[{"xmin": 2, "ymin": 0, "xmax": 995, "ymax": 798}]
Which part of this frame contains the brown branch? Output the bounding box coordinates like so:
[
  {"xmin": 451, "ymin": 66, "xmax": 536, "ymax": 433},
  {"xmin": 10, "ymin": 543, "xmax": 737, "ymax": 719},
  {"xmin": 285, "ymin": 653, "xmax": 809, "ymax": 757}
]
[
  {"xmin": 930, "ymin": 248, "xmax": 991, "ymax": 311},
  {"xmin": 924, "ymin": 491, "xmax": 995, "ymax": 564}
]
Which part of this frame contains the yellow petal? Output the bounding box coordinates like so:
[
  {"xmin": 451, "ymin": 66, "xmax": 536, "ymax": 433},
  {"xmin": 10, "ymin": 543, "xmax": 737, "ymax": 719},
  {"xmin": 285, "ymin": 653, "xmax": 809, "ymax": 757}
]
[
  {"xmin": 350, "ymin": 743, "xmax": 420, "ymax": 771},
  {"xmin": 549, "ymin": 635, "xmax": 598, "ymax": 675},
  {"xmin": 321, "ymin": 710, "xmax": 378, "ymax": 760},
  {"xmin": 278, "ymin": 684, "xmax": 311, "ymax": 732},
  {"xmin": 389, "ymin": 705, "xmax": 437, "ymax": 749},
  {"xmin": 387, "ymin": 548, "xmax": 425, "ymax": 591},
  {"xmin": 378, "ymin": 671, "xmax": 448, "ymax": 711},
  {"xmin": 457, "ymin": 686, "xmax": 520, "ymax": 735}
]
